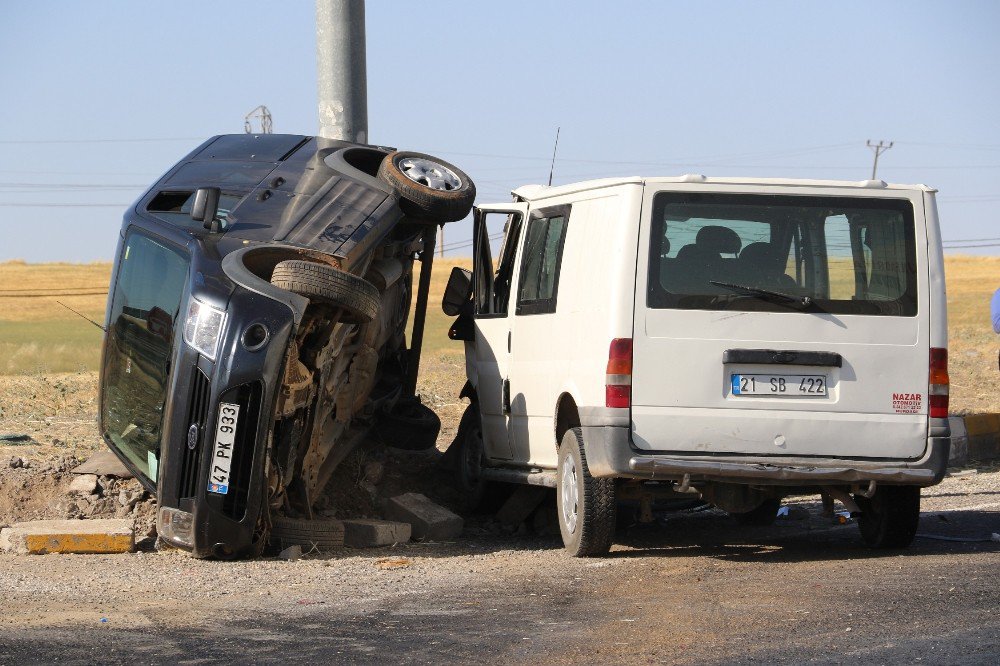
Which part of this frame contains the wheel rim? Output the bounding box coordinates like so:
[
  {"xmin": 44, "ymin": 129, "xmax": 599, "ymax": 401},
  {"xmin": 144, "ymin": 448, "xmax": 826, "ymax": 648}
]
[
  {"xmin": 398, "ymin": 157, "xmax": 463, "ymax": 191},
  {"xmin": 560, "ymin": 457, "xmax": 579, "ymax": 534}
]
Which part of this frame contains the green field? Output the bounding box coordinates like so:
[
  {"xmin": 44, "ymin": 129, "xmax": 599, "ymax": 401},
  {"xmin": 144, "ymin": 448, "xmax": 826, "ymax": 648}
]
[{"xmin": 1, "ymin": 256, "xmax": 998, "ymax": 414}]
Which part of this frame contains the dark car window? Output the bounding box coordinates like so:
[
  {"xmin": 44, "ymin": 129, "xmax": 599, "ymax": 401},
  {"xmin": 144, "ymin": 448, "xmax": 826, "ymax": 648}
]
[
  {"xmin": 102, "ymin": 231, "xmax": 190, "ymax": 484},
  {"xmin": 516, "ymin": 209, "xmax": 570, "ymax": 316}
]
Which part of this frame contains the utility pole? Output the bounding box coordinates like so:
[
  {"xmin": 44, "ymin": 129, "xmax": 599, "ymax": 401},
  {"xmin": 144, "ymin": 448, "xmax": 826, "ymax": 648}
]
[
  {"xmin": 316, "ymin": 0, "xmax": 368, "ymax": 143},
  {"xmin": 866, "ymin": 140, "xmax": 893, "ymax": 180}
]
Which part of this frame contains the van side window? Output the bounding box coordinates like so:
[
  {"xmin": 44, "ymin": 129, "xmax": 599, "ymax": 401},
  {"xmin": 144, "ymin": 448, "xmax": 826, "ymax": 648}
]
[{"xmin": 516, "ymin": 208, "xmax": 570, "ymax": 315}]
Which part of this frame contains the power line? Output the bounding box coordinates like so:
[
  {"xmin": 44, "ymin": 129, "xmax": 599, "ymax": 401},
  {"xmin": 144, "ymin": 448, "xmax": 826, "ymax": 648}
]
[{"xmin": 0, "ymin": 137, "xmax": 203, "ymax": 145}]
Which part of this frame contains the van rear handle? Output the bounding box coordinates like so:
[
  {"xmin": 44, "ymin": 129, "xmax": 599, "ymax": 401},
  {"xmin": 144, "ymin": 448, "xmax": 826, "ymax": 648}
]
[{"xmin": 722, "ymin": 349, "xmax": 843, "ymax": 367}]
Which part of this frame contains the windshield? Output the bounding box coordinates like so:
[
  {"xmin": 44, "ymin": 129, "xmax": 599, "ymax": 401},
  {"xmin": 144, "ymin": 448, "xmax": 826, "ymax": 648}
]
[
  {"xmin": 647, "ymin": 192, "xmax": 917, "ymax": 316},
  {"xmin": 102, "ymin": 231, "xmax": 189, "ymax": 484}
]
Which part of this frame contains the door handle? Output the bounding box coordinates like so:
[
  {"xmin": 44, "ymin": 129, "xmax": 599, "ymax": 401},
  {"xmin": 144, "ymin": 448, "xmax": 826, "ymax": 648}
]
[
  {"xmin": 507, "ymin": 331, "xmax": 511, "ymax": 353},
  {"xmin": 502, "ymin": 378, "xmax": 511, "ymax": 414}
]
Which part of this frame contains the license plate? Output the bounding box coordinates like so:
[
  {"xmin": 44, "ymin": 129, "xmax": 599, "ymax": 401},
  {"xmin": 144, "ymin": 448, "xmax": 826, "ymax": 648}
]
[
  {"xmin": 208, "ymin": 402, "xmax": 240, "ymax": 494},
  {"xmin": 731, "ymin": 374, "xmax": 827, "ymax": 397}
]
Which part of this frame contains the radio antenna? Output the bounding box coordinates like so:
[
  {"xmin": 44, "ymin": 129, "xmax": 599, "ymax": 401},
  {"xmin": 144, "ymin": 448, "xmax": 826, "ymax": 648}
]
[
  {"xmin": 57, "ymin": 301, "xmax": 107, "ymax": 333},
  {"xmin": 547, "ymin": 127, "xmax": 561, "ymax": 187}
]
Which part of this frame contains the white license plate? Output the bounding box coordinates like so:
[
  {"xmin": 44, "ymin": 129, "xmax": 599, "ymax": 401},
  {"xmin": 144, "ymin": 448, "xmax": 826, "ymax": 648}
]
[
  {"xmin": 207, "ymin": 402, "xmax": 240, "ymax": 494},
  {"xmin": 731, "ymin": 374, "xmax": 827, "ymax": 397}
]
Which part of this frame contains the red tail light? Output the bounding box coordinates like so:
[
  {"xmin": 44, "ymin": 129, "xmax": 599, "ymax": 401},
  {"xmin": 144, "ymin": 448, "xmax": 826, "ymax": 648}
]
[
  {"xmin": 929, "ymin": 347, "xmax": 949, "ymax": 418},
  {"xmin": 606, "ymin": 338, "xmax": 632, "ymax": 408}
]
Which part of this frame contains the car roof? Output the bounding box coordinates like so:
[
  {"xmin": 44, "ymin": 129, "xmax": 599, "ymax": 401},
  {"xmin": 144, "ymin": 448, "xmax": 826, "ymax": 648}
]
[{"xmin": 511, "ymin": 175, "xmax": 936, "ymax": 201}]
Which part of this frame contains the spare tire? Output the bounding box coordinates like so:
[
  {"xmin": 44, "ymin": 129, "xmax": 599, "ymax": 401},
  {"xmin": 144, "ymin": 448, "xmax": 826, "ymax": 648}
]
[
  {"xmin": 269, "ymin": 516, "xmax": 345, "ymax": 551},
  {"xmin": 271, "ymin": 260, "xmax": 379, "ymax": 322},
  {"xmin": 377, "ymin": 151, "xmax": 476, "ymax": 223}
]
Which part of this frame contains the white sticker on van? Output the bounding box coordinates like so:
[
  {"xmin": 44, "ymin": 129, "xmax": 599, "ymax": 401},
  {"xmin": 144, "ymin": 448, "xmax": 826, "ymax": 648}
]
[{"xmin": 892, "ymin": 393, "xmax": 923, "ymax": 414}]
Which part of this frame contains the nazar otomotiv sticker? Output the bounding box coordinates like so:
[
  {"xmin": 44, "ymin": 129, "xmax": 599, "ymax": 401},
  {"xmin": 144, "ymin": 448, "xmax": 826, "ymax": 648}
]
[{"xmin": 892, "ymin": 392, "xmax": 923, "ymax": 414}]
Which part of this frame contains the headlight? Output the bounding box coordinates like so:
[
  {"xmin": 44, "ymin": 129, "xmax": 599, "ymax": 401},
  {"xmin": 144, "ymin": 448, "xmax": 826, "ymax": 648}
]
[
  {"xmin": 183, "ymin": 299, "xmax": 227, "ymax": 360},
  {"xmin": 157, "ymin": 507, "xmax": 194, "ymax": 549}
]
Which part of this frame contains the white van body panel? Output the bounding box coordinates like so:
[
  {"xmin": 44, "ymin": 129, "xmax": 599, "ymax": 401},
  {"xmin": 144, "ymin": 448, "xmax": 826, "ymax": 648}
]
[
  {"xmin": 631, "ymin": 183, "xmax": 930, "ymax": 460},
  {"xmin": 467, "ymin": 175, "xmax": 947, "ymax": 489},
  {"xmin": 509, "ymin": 187, "xmax": 641, "ymax": 468}
]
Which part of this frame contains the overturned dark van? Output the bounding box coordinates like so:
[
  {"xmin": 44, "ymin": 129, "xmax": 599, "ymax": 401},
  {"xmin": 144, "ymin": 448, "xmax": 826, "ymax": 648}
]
[{"xmin": 98, "ymin": 134, "xmax": 474, "ymax": 558}]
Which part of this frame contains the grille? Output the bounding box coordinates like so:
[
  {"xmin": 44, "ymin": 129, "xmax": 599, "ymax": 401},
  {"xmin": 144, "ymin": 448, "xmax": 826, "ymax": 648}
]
[
  {"xmin": 220, "ymin": 382, "xmax": 264, "ymax": 521},
  {"xmin": 179, "ymin": 367, "xmax": 210, "ymax": 499}
]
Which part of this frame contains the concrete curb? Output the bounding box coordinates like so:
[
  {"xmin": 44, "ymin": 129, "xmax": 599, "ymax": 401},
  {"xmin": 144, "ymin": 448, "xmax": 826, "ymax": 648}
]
[
  {"xmin": 949, "ymin": 414, "xmax": 1000, "ymax": 466},
  {"xmin": 0, "ymin": 519, "xmax": 135, "ymax": 555}
]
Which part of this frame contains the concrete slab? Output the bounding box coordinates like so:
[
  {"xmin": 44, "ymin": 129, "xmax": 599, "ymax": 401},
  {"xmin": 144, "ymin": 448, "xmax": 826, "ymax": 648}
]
[
  {"xmin": 384, "ymin": 493, "xmax": 463, "ymax": 541},
  {"xmin": 68, "ymin": 474, "xmax": 98, "ymax": 495},
  {"xmin": 343, "ymin": 519, "xmax": 412, "ymax": 548},
  {"xmin": 0, "ymin": 519, "xmax": 134, "ymax": 555},
  {"xmin": 496, "ymin": 486, "xmax": 548, "ymax": 527},
  {"xmin": 72, "ymin": 450, "xmax": 133, "ymax": 479}
]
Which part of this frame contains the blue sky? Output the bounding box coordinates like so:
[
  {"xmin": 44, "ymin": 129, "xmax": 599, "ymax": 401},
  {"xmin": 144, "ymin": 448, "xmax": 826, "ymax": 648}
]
[{"xmin": 1, "ymin": 0, "xmax": 998, "ymax": 261}]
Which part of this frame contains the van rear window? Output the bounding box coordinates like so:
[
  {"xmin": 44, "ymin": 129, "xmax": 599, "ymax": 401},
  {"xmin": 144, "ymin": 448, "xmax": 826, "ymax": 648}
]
[{"xmin": 647, "ymin": 192, "xmax": 917, "ymax": 316}]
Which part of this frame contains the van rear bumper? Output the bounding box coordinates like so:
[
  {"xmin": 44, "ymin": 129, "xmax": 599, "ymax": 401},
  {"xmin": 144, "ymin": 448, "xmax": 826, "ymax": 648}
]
[{"xmin": 581, "ymin": 425, "xmax": 950, "ymax": 487}]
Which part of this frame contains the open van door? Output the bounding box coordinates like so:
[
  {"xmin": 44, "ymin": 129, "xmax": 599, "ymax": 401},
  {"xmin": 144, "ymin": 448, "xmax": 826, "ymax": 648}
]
[{"xmin": 471, "ymin": 203, "xmax": 528, "ymax": 461}]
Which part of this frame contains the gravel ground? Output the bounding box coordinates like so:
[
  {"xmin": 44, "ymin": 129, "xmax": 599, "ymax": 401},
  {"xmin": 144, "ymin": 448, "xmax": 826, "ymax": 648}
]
[{"xmin": 1, "ymin": 465, "xmax": 997, "ymax": 664}]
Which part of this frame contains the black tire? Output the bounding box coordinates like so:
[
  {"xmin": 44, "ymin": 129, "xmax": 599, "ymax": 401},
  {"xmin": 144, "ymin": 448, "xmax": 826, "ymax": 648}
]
[
  {"xmin": 375, "ymin": 397, "xmax": 441, "ymax": 451},
  {"xmin": 271, "ymin": 260, "xmax": 379, "ymax": 322},
  {"xmin": 269, "ymin": 516, "xmax": 345, "ymax": 551},
  {"xmin": 454, "ymin": 403, "xmax": 487, "ymax": 511},
  {"xmin": 556, "ymin": 428, "xmax": 616, "ymax": 557},
  {"xmin": 855, "ymin": 485, "xmax": 921, "ymax": 549},
  {"xmin": 377, "ymin": 151, "xmax": 476, "ymax": 223},
  {"xmin": 732, "ymin": 497, "xmax": 782, "ymax": 526}
]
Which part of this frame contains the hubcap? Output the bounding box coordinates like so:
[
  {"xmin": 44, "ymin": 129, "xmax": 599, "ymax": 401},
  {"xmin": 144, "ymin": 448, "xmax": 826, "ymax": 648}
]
[
  {"xmin": 398, "ymin": 157, "xmax": 462, "ymax": 191},
  {"xmin": 560, "ymin": 457, "xmax": 579, "ymax": 534}
]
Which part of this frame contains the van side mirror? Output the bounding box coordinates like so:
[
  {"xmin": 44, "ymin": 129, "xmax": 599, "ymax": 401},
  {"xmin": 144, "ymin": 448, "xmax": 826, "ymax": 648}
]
[
  {"xmin": 191, "ymin": 187, "xmax": 223, "ymax": 231},
  {"xmin": 442, "ymin": 267, "xmax": 472, "ymax": 316}
]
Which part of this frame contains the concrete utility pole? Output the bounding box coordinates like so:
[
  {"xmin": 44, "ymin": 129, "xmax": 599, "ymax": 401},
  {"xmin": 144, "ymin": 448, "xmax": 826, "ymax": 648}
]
[
  {"xmin": 316, "ymin": 0, "xmax": 368, "ymax": 143},
  {"xmin": 866, "ymin": 140, "xmax": 894, "ymax": 180}
]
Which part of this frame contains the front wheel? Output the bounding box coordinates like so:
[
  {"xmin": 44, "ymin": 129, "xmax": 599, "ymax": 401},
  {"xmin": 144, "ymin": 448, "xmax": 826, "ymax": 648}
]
[
  {"xmin": 556, "ymin": 428, "xmax": 616, "ymax": 557},
  {"xmin": 855, "ymin": 485, "xmax": 921, "ymax": 549}
]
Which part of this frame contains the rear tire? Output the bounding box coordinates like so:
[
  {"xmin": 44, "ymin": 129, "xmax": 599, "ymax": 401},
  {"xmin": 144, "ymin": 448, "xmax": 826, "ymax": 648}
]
[
  {"xmin": 556, "ymin": 428, "xmax": 616, "ymax": 557},
  {"xmin": 271, "ymin": 260, "xmax": 379, "ymax": 323},
  {"xmin": 855, "ymin": 485, "xmax": 920, "ymax": 549}
]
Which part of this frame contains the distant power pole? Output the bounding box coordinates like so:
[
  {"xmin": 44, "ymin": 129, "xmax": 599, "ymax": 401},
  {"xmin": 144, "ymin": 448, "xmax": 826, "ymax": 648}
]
[
  {"xmin": 244, "ymin": 106, "xmax": 273, "ymax": 134},
  {"xmin": 866, "ymin": 140, "xmax": 893, "ymax": 179}
]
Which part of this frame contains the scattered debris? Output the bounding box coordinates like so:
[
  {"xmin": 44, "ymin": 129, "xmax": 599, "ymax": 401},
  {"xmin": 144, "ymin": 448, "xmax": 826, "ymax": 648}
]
[
  {"xmin": 278, "ymin": 544, "xmax": 303, "ymax": 561},
  {"xmin": 0, "ymin": 434, "xmax": 32, "ymax": 444},
  {"xmin": 68, "ymin": 474, "xmax": 99, "ymax": 495},
  {"xmin": 385, "ymin": 493, "xmax": 463, "ymax": 541},
  {"xmin": 0, "ymin": 518, "xmax": 135, "ymax": 555},
  {"xmin": 374, "ymin": 557, "xmax": 411, "ymax": 570},
  {"xmin": 916, "ymin": 533, "xmax": 999, "ymax": 543},
  {"xmin": 776, "ymin": 505, "xmax": 810, "ymax": 520},
  {"xmin": 71, "ymin": 450, "xmax": 133, "ymax": 479},
  {"xmin": 343, "ymin": 519, "xmax": 411, "ymax": 548},
  {"xmin": 948, "ymin": 469, "xmax": 979, "ymax": 478}
]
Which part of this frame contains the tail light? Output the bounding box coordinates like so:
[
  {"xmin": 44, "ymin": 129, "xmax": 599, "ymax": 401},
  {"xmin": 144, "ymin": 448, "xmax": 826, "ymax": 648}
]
[
  {"xmin": 606, "ymin": 338, "xmax": 633, "ymax": 408},
  {"xmin": 929, "ymin": 347, "xmax": 949, "ymax": 418}
]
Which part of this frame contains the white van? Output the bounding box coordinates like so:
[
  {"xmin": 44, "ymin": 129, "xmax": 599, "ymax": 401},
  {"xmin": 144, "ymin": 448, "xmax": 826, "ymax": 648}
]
[{"xmin": 442, "ymin": 175, "xmax": 950, "ymax": 556}]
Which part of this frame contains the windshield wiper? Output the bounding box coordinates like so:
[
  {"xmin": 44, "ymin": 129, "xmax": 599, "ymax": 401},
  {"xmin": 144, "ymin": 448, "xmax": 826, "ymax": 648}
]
[{"xmin": 709, "ymin": 280, "xmax": 814, "ymax": 309}]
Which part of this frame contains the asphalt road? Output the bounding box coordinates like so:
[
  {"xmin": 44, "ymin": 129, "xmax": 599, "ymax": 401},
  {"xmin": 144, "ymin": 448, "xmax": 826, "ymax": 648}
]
[{"xmin": 2, "ymin": 491, "xmax": 998, "ymax": 665}]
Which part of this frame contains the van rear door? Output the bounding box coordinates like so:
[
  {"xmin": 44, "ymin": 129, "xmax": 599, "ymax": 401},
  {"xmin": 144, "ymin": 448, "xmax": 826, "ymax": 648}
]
[{"xmin": 631, "ymin": 186, "xmax": 930, "ymax": 460}]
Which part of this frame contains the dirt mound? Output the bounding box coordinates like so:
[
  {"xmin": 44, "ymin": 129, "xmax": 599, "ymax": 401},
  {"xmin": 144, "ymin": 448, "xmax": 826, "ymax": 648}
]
[{"xmin": 0, "ymin": 452, "xmax": 156, "ymax": 545}]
